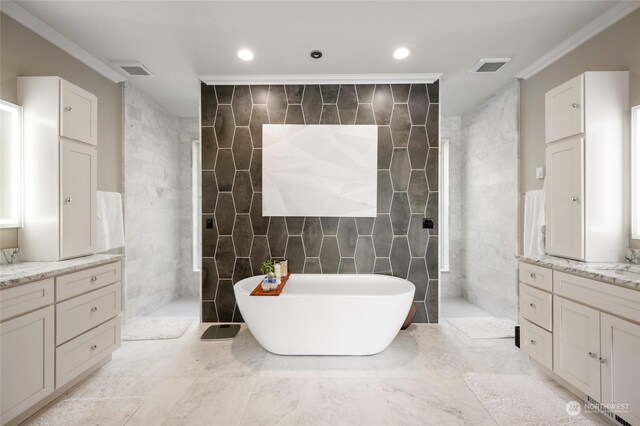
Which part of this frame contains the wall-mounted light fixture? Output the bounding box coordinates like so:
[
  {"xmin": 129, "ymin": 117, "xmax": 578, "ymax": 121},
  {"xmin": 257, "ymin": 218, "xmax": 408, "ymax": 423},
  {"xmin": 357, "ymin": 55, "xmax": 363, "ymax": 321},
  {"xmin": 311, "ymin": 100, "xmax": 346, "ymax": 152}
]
[{"xmin": 0, "ymin": 100, "xmax": 23, "ymax": 228}]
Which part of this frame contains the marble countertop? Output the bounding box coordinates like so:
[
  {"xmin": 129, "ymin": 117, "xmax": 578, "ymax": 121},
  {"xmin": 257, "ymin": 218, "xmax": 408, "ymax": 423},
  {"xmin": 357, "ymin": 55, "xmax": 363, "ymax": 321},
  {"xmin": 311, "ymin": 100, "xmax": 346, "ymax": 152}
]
[
  {"xmin": 0, "ymin": 254, "xmax": 123, "ymax": 289},
  {"xmin": 517, "ymin": 255, "xmax": 640, "ymax": 291}
]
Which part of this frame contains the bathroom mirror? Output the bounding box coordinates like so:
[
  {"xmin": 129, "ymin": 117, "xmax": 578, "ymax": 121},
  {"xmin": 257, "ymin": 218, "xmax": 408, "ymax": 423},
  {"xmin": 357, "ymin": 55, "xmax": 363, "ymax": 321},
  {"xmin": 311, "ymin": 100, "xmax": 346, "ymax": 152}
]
[{"xmin": 0, "ymin": 100, "xmax": 23, "ymax": 228}]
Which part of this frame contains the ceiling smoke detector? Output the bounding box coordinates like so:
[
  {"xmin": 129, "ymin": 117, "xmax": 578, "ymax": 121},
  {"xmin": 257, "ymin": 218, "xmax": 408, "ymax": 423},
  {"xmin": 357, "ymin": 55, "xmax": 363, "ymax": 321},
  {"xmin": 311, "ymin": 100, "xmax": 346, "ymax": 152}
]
[
  {"xmin": 469, "ymin": 58, "xmax": 511, "ymax": 73},
  {"xmin": 112, "ymin": 61, "xmax": 153, "ymax": 76}
]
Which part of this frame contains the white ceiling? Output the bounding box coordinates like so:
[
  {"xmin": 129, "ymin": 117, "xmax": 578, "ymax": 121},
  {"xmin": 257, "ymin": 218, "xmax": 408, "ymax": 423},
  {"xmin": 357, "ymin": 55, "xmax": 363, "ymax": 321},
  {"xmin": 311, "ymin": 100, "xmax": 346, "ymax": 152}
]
[{"xmin": 13, "ymin": 1, "xmax": 621, "ymax": 118}]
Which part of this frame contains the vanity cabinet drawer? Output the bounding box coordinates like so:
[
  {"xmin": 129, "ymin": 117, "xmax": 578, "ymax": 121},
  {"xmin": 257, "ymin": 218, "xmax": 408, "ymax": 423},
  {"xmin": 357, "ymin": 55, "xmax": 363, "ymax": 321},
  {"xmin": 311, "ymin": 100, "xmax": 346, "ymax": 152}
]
[
  {"xmin": 56, "ymin": 282, "xmax": 121, "ymax": 345},
  {"xmin": 56, "ymin": 316, "xmax": 120, "ymax": 388},
  {"xmin": 519, "ymin": 283, "xmax": 552, "ymax": 331},
  {"xmin": 519, "ymin": 262, "xmax": 552, "ymax": 292},
  {"xmin": 0, "ymin": 279, "xmax": 54, "ymax": 322},
  {"xmin": 521, "ymin": 318, "xmax": 553, "ymax": 370},
  {"xmin": 56, "ymin": 261, "xmax": 121, "ymax": 301},
  {"xmin": 554, "ymin": 271, "xmax": 640, "ymax": 323}
]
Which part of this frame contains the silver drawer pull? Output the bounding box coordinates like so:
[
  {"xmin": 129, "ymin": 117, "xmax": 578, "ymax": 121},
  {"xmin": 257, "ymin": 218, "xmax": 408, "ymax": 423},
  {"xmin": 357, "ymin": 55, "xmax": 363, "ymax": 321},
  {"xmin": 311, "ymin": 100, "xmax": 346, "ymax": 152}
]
[
  {"xmin": 530, "ymin": 273, "xmax": 536, "ymax": 279},
  {"xmin": 571, "ymin": 196, "xmax": 579, "ymax": 202},
  {"xmin": 588, "ymin": 351, "xmax": 598, "ymax": 359},
  {"xmin": 64, "ymin": 197, "xmax": 72, "ymax": 204},
  {"xmin": 530, "ymin": 339, "xmax": 536, "ymax": 345},
  {"xmin": 90, "ymin": 276, "xmax": 98, "ymax": 282},
  {"xmin": 90, "ymin": 306, "xmax": 98, "ymax": 313},
  {"xmin": 529, "ymin": 303, "xmax": 536, "ymax": 309},
  {"xmin": 571, "ymin": 103, "xmax": 579, "ymax": 109},
  {"xmin": 64, "ymin": 106, "xmax": 73, "ymax": 112},
  {"xmin": 90, "ymin": 344, "xmax": 97, "ymax": 350}
]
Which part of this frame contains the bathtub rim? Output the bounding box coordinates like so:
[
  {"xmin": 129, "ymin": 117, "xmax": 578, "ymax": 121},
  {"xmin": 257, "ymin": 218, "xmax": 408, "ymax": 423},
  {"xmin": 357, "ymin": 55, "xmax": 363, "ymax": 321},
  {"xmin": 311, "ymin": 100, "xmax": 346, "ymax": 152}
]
[{"xmin": 234, "ymin": 273, "xmax": 416, "ymax": 298}]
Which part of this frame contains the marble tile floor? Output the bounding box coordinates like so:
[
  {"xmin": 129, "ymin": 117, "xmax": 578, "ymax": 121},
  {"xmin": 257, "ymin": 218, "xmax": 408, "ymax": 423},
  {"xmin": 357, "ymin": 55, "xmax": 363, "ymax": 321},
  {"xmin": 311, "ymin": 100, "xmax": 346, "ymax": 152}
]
[
  {"xmin": 440, "ymin": 297, "xmax": 492, "ymax": 319},
  {"xmin": 148, "ymin": 297, "xmax": 200, "ymax": 318},
  {"xmin": 27, "ymin": 322, "xmax": 610, "ymax": 426}
]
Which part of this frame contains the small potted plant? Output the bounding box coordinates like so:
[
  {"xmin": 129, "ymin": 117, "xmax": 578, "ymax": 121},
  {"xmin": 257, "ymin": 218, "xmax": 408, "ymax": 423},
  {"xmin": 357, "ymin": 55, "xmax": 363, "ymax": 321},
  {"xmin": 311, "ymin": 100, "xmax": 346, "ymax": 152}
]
[{"xmin": 261, "ymin": 260, "xmax": 277, "ymax": 291}]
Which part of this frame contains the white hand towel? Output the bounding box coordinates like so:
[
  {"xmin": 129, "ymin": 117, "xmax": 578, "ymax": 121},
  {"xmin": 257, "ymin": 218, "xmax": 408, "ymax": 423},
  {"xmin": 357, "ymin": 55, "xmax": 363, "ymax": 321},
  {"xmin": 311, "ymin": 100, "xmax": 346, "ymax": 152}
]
[
  {"xmin": 523, "ymin": 190, "xmax": 545, "ymax": 256},
  {"xmin": 96, "ymin": 191, "xmax": 125, "ymax": 253}
]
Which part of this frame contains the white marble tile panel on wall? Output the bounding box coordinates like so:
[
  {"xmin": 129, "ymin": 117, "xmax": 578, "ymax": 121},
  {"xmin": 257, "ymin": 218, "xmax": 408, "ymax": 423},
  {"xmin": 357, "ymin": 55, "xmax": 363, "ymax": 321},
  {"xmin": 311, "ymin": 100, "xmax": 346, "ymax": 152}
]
[
  {"xmin": 124, "ymin": 83, "xmax": 183, "ymax": 318},
  {"xmin": 440, "ymin": 116, "xmax": 462, "ymax": 298},
  {"xmin": 460, "ymin": 81, "xmax": 519, "ymax": 320},
  {"xmin": 178, "ymin": 119, "xmax": 200, "ymax": 299}
]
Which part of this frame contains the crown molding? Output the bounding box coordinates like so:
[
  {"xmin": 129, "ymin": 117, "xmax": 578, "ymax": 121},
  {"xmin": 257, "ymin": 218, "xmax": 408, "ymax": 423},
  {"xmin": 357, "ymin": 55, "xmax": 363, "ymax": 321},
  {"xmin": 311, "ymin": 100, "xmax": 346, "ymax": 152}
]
[
  {"xmin": 517, "ymin": 2, "xmax": 640, "ymax": 79},
  {"xmin": 199, "ymin": 73, "xmax": 442, "ymax": 85},
  {"xmin": 1, "ymin": 1, "xmax": 126, "ymax": 83}
]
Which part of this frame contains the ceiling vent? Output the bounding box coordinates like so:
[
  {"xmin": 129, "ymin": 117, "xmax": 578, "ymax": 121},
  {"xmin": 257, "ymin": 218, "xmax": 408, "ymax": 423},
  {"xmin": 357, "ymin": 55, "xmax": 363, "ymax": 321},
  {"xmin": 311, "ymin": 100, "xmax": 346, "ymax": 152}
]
[
  {"xmin": 112, "ymin": 61, "xmax": 153, "ymax": 76},
  {"xmin": 469, "ymin": 58, "xmax": 511, "ymax": 73}
]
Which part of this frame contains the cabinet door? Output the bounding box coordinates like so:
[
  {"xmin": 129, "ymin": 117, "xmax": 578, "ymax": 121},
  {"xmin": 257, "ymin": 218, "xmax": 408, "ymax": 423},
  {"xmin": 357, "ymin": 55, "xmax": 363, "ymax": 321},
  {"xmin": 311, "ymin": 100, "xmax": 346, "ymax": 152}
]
[
  {"xmin": 545, "ymin": 74, "xmax": 584, "ymax": 143},
  {"xmin": 0, "ymin": 306, "xmax": 54, "ymax": 424},
  {"xmin": 546, "ymin": 137, "xmax": 584, "ymax": 260},
  {"xmin": 60, "ymin": 139, "xmax": 97, "ymax": 259},
  {"xmin": 60, "ymin": 79, "xmax": 98, "ymax": 145},
  {"xmin": 553, "ymin": 296, "xmax": 600, "ymax": 400},
  {"xmin": 600, "ymin": 313, "xmax": 640, "ymax": 425}
]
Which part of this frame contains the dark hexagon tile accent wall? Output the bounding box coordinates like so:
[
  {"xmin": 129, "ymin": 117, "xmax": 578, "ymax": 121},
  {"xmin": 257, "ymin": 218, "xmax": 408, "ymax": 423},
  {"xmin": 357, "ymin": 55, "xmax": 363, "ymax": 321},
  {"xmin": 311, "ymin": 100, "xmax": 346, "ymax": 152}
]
[
  {"xmin": 320, "ymin": 236, "xmax": 340, "ymax": 273},
  {"xmin": 267, "ymin": 85, "xmax": 287, "ymax": 124},
  {"xmin": 320, "ymin": 85, "xmax": 339, "ymax": 103},
  {"xmin": 337, "ymin": 85, "xmax": 358, "ymax": 125},
  {"xmin": 214, "ymin": 105, "xmax": 235, "ymax": 148},
  {"xmin": 302, "ymin": 217, "xmax": 322, "ymax": 257},
  {"xmin": 320, "ymin": 105, "xmax": 340, "ymax": 125},
  {"xmin": 232, "ymin": 128, "xmax": 252, "ymax": 170},
  {"xmin": 232, "ymin": 86, "xmax": 252, "ymax": 126},
  {"xmin": 372, "ymin": 85, "xmax": 393, "ymax": 125},
  {"xmin": 201, "ymin": 81, "xmax": 439, "ymax": 323},
  {"xmin": 391, "ymin": 84, "xmax": 410, "ymax": 103},
  {"xmin": 232, "ymin": 215, "xmax": 252, "ymax": 257},
  {"xmin": 390, "ymin": 104, "xmax": 411, "ymax": 147},
  {"xmin": 304, "ymin": 258, "xmax": 322, "ymax": 273},
  {"xmin": 215, "ymin": 150, "xmax": 234, "ymax": 191},
  {"xmin": 201, "ymin": 127, "xmax": 217, "ymax": 170},
  {"xmin": 233, "ymin": 171, "xmax": 252, "ymax": 214}
]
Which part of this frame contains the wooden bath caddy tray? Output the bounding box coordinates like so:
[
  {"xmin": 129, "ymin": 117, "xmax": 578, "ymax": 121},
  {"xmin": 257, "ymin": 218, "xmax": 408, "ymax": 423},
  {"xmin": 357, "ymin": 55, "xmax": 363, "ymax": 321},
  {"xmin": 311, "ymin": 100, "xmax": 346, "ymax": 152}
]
[{"xmin": 250, "ymin": 273, "xmax": 292, "ymax": 296}]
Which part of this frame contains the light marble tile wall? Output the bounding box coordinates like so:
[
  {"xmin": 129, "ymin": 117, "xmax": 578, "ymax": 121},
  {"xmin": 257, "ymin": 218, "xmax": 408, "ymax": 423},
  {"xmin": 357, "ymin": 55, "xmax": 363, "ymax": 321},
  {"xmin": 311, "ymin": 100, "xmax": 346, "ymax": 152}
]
[
  {"xmin": 124, "ymin": 83, "xmax": 182, "ymax": 318},
  {"xmin": 440, "ymin": 116, "xmax": 462, "ymax": 298},
  {"xmin": 459, "ymin": 81, "xmax": 519, "ymax": 319},
  {"xmin": 178, "ymin": 119, "xmax": 200, "ymax": 299}
]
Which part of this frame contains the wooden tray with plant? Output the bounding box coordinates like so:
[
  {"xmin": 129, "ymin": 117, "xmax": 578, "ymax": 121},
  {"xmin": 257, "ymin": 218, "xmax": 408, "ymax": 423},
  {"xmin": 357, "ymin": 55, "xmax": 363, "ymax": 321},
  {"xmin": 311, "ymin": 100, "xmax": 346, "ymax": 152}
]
[{"xmin": 250, "ymin": 260, "xmax": 291, "ymax": 296}]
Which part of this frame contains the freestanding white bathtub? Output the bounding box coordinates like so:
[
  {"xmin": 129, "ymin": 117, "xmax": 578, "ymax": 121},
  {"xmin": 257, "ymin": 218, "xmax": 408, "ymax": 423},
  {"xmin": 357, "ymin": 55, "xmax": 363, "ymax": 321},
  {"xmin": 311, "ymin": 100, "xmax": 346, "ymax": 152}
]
[{"xmin": 234, "ymin": 274, "xmax": 415, "ymax": 355}]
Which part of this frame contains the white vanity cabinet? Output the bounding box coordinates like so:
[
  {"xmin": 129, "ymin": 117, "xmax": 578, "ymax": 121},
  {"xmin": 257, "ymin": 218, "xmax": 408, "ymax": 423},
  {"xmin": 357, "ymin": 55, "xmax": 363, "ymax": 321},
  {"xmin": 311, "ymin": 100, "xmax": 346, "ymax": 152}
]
[
  {"xmin": 544, "ymin": 72, "xmax": 628, "ymax": 262},
  {"xmin": 0, "ymin": 281, "xmax": 55, "ymax": 425},
  {"xmin": 518, "ymin": 261, "xmax": 640, "ymax": 425},
  {"xmin": 600, "ymin": 313, "xmax": 640, "ymax": 425},
  {"xmin": 553, "ymin": 296, "xmax": 601, "ymax": 399},
  {"xmin": 18, "ymin": 76, "xmax": 98, "ymax": 262},
  {"xmin": 0, "ymin": 260, "xmax": 121, "ymax": 426}
]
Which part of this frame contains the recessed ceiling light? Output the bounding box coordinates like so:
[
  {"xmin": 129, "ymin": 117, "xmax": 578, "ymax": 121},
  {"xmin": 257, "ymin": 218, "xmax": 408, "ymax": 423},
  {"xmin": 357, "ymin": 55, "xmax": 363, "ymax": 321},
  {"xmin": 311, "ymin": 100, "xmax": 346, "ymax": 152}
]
[
  {"xmin": 393, "ymin": 47, "xmax": 412, "ymax": 60},
  {"xmin": 310, "ymin": 50, "xmax": 323, "ymax": 59},
  {"xmin": 237, "ymin": 49, "xmax": 254, "ymax": 61}
]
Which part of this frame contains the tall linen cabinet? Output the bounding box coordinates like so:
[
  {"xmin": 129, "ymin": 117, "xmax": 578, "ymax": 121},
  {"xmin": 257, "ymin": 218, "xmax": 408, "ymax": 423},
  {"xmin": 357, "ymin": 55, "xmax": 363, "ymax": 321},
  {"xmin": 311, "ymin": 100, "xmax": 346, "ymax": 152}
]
[
  {"xmin": 545, "ymin": 72, "xmax": 628, "ymax": 262},
  {"xmin": 18, "ymin": 77, "xmax": 98, "ymax": 261}
]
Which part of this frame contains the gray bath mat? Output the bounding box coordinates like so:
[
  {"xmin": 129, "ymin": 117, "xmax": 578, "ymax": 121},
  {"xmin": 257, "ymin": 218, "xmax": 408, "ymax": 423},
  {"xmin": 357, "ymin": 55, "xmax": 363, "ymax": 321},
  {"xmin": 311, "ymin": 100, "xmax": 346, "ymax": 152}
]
[
  {"xmin": 25, "ymin": 397, "xmax": 143, "ymax": 426},
  {"xmin": 464, "ymin": 373, "xmax": 594, "ymax": 425},
  {"xmin": 447, "ymin": 317, "xmax": 516, "ymax": 339},
  {"xmin": 122, "ymin": 316, "xmax": 193, "ymax": 341}
]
